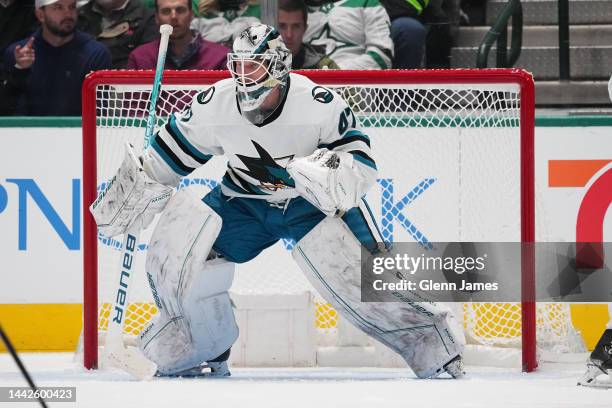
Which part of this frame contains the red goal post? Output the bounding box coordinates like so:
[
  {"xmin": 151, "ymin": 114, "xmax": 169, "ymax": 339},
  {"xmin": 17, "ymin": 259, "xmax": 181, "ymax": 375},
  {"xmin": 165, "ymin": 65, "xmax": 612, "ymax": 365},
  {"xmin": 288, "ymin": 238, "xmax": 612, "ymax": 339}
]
[{"xmin": 81, "ymin": 69, "xmax": 536, "ymax": 372}]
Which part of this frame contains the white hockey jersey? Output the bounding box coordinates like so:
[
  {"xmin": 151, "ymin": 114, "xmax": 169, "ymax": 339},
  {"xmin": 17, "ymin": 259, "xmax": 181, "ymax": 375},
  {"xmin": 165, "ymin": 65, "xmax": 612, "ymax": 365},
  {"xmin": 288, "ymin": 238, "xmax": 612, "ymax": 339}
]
[
  {"xmin": 304, "ymin": 0, "xmax": 394, "ymax": 70},
  {"xmin": 143, "ymin": 73, "xmax": 377, "ymax": 202},
  {"xmin": 191, "ymin": 4, "xmax": 261, "ymax": 46}
]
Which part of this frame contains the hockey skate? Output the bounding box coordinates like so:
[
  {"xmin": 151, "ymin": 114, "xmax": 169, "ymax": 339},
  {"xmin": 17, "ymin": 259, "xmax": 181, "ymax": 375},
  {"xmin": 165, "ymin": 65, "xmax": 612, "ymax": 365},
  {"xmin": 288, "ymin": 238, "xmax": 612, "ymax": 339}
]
[
  {"xmin": 443, "ymin": 355, "xmax": 466, "ymax": 379},
  {"xmin": 577, "ymin": 329, "xmax": 612, "ymax": 388},
  {"xmin": 156, "ymin": 360, "xmax": 231, "ymax": 378}
]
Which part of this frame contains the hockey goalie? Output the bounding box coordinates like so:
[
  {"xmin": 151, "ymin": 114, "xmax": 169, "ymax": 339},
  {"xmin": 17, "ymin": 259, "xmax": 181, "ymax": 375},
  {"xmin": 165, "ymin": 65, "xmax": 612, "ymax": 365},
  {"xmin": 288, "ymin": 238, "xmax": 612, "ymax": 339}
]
[{"xmin": 90, "ymin": 23, "xmax": 465, "ymax": 379}]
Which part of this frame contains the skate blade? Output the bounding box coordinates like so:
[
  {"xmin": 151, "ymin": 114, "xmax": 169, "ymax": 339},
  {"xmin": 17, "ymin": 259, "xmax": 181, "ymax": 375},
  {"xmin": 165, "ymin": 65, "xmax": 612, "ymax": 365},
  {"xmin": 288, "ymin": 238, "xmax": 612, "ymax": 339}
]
[
  {"xmin": 156, "ymin": 366, "xmax": 231, "ymax": 378},
  {"xmin": 577, "ymin": 365, "xmax": 610, "ymax": 388},
  {"xmin": 577, "ymin": 378, "xmax": 612, "ymax": 389},
  {"xmin": 156, "ymin": 371, "xmax": 231, "ymax": 378}
]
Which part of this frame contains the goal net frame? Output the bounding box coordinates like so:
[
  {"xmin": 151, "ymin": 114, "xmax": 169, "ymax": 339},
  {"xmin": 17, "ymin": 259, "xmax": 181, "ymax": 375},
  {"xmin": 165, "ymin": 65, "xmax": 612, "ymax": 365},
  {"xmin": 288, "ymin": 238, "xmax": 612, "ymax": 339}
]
[{"xmin": 81, "ymin": 68, "xmax": 536, "ymax": 372}]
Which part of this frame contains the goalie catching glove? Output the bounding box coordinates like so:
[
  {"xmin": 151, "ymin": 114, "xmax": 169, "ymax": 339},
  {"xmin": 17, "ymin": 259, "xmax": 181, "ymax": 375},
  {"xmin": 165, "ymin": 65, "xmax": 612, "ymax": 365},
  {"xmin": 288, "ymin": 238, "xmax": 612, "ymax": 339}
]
[
  {"xmin": 90, "ymin": 142, "xmax": 173, "ymax": 237},
  {"xmin": 287, "ymin": 148, "xmax": 362, "ymax": 217}
]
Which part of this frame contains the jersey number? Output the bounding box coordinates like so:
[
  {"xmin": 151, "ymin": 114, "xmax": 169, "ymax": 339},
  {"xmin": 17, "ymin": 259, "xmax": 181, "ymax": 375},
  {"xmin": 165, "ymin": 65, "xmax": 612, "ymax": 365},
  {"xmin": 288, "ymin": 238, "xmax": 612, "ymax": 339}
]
[{"xmin": 338, "ymin": 107, "xmax": 356, "ymax": 135}]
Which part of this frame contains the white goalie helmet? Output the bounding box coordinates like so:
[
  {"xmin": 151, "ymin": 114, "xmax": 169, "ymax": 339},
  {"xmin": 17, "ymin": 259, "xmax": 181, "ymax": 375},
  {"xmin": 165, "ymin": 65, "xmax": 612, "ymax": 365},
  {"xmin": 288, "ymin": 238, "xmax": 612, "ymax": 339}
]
[{"xmin": 228, "ymin": 24, "xmax": 292, "ymax": 124}]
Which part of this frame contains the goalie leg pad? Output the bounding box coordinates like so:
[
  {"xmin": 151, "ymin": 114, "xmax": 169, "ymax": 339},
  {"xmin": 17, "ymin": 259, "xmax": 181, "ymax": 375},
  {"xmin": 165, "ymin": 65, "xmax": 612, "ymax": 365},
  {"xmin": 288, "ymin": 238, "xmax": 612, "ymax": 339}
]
[
  {"xmin": 140, "ymin": 259, "xmax": 237, "ymax": 375},
  {"xmin": 139, "ymin": 188, "xmax": 238, "ymax": 375},
  {"xmin": 292, "ymin": 217, "xmax": 465, "ymax": 379}
]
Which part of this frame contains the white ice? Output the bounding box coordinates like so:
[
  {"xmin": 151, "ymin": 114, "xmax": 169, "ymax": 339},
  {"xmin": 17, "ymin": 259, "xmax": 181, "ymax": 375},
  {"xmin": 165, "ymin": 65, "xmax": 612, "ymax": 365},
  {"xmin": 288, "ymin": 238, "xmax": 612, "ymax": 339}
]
[{"xmin": 0, "ymin": 353, "xmax": 609, "ymax": 408}]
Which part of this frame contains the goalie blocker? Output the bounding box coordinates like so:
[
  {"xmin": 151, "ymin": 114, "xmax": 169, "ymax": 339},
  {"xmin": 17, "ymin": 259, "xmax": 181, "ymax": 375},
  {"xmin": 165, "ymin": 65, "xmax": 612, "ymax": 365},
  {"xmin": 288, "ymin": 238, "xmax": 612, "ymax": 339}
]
[{"xmin": 90, "ymin": 142, "xmax": 173, "ymax": 237}]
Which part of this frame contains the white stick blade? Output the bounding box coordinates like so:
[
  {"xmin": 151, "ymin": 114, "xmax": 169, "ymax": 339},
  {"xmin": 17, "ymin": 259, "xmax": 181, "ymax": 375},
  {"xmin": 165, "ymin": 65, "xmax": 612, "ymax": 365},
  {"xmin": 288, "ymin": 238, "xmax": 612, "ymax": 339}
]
[{"xmin": 105, "ymin": 346, "xmax": 158, "ymax": 381}]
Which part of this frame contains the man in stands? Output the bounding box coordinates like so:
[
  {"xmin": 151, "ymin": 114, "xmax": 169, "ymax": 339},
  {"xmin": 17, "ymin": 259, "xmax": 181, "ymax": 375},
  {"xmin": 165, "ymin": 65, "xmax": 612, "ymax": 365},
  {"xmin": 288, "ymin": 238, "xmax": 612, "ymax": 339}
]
[
  {"xmin": 3, "ymin": 0, "xmax": 111, "ymax": 115},
  {"xmin": 190, "ymin": 0, "xmax": 261, "ymax": 47},
  {"xmin": 380, "ymin": 0, "xmax": 428, "ymax": 68},
  {"xmin": 127, "ymin": 0, "xmax": 228, "ymax": 70},
  {"xmin": 277, "ymin": 0, "xmax": 337, "ymax": 69},
  {"xmin": 78, "ymin": 0, "xmax": 158, "ymax": 68},
  {"xmin": 303, "ymin": 0, "xmax": 393, "ymax": 70}
]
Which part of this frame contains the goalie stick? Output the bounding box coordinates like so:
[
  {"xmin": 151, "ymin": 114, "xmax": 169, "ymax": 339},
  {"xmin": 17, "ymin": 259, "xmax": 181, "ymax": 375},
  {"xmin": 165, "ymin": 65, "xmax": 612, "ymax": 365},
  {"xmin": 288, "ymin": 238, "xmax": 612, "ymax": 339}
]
[{"xmin": 103, "ymin": 24, "xmax": 173, "ymax": 380}]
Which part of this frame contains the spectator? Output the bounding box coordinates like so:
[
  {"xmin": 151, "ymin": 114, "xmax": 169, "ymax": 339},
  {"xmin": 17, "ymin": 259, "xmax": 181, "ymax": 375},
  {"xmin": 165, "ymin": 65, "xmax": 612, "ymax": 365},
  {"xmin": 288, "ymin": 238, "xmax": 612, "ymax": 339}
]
[
  {"xmin": 142, "ymin": 0, "xmax": 198, "ymax": 12},
  {"xmin": 422, "ymin": 0, "xmax": 455, "ymax": 68},
  {"xmin": 380, "ymin": 0, "xmax": 428, "ymax": 68},
  {"xmin": 77, "ymin": 0, "xmax": 158, "ymax": 68},
  {"xmin": 304, "ymin": 0, "xmax": 393, "ymax": 70},
  {"xmin": 0, "ymin": 0, "xmax": 38, "ymax": 71},
  {"xmin": 127, "ymin": 0, "xmax": 229, "ymax": 69},
  {"xmin": 278, "ymin": 0, "xmax": 337, "ymax": 69},
  {"xmin": 191, "ymin": 0, "xmax": 261, "ymax": 47},
  {"xmin": 3, "ymin": 0, "xmax": 111, "ymax": 116}
]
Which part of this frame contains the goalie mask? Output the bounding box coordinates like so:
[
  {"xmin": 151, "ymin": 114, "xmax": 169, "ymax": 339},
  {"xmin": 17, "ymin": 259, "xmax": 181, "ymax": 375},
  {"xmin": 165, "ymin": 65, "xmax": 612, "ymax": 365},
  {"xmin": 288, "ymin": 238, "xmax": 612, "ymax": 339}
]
[{"xmin": 228, "ymin": 24, "xmax": 292, "ymax": 125}]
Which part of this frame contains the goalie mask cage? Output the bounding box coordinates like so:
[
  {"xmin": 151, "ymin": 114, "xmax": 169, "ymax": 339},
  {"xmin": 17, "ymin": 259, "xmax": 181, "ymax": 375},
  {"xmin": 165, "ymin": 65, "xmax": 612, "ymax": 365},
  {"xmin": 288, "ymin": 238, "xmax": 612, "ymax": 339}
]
[{"xmin": 82, "ymin": 69, "xmax": 561, "ymax": 374}]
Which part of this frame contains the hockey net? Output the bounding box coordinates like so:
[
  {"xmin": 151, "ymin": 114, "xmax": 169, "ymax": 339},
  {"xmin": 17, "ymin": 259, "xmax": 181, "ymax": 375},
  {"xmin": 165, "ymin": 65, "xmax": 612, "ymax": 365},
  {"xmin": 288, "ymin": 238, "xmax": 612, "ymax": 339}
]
[{"xmin": 81, "ymin": 69, "xmax": 581, "ymax": 372}]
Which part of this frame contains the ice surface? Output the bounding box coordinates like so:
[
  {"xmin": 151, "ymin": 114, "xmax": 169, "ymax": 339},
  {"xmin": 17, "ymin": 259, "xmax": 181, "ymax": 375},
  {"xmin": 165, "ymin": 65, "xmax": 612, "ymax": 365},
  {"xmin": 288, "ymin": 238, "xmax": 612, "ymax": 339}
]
[{"xmin": 0, "ymin": 353, "xmax": 608, "ymax": 408}]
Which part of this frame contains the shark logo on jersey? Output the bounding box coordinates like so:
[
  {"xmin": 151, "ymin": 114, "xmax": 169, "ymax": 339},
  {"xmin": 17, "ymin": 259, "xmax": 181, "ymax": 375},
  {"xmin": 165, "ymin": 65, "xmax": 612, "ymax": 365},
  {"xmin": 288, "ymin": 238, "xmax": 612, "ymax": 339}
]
[
  {"xmin": 312, "ymin": 86, "xmax": 333, "ymax": 104},
  {"xmin": 196, "ymin": 87, "xmax": 215, "ymax": 104},
  {"xmin": 235, "ymin": 141, "xmax": 295, "ymax": 191}
]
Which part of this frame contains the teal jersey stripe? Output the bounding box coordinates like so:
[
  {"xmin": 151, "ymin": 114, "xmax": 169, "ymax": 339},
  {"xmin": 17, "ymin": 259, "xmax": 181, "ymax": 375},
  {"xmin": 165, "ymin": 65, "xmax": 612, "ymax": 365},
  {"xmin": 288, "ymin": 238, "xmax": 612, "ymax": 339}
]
[
  {"xmin": 343, "ymin": 129, "xmax": 370, "ymax": 141},
  {"xmin": 151, "ymin": 134, "xmax": 191, "ymax": 176},
  {"xmin": 353, "ymin": 153, "xmax": 377, "ymax": 169},
  {"xmin": 169, "ymin": 115, "xmax": 212, "ymax": 163}
]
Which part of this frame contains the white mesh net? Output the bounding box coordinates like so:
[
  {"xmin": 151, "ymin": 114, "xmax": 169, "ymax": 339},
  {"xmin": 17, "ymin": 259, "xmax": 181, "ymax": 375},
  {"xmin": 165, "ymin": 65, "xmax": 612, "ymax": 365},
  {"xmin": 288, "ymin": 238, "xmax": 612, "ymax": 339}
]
[{"xmin": 86, "ymin": 71, "xmax": 579, "ymax": 366}]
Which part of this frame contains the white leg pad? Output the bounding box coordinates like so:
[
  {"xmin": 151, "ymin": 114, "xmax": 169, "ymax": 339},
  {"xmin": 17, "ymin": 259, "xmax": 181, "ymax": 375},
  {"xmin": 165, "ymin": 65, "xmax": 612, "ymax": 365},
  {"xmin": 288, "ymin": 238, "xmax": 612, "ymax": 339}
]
[
  {"xmin": 138, "ymin": 188, "xmax": 238, "ymax": 375},
  {"xmin": 292, "ymin": 217, "xmax": 465, "ymax": 378}
]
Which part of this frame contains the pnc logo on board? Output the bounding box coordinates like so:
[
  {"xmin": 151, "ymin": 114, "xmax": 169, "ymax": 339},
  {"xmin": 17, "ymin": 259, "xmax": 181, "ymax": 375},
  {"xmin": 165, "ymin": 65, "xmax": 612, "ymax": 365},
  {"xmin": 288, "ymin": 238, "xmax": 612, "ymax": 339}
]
[
  {"xmin": 548, "ymin": 160, "xmax": 612, "ymax": 269},
  {"xmin": 0, "ymin": 177, "xmax": 427, "ymax": 251}
]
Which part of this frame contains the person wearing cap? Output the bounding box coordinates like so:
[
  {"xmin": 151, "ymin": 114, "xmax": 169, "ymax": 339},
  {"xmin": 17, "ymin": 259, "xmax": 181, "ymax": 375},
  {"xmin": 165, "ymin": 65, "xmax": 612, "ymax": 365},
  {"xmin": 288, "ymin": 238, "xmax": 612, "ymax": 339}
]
[
  {"xmin": 77, "ymin": 0, "xmax": 158, "ymax": 68},
  {"xmin": 3, "ymin": 0, "xmax": 111, "ymax": 115}
]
